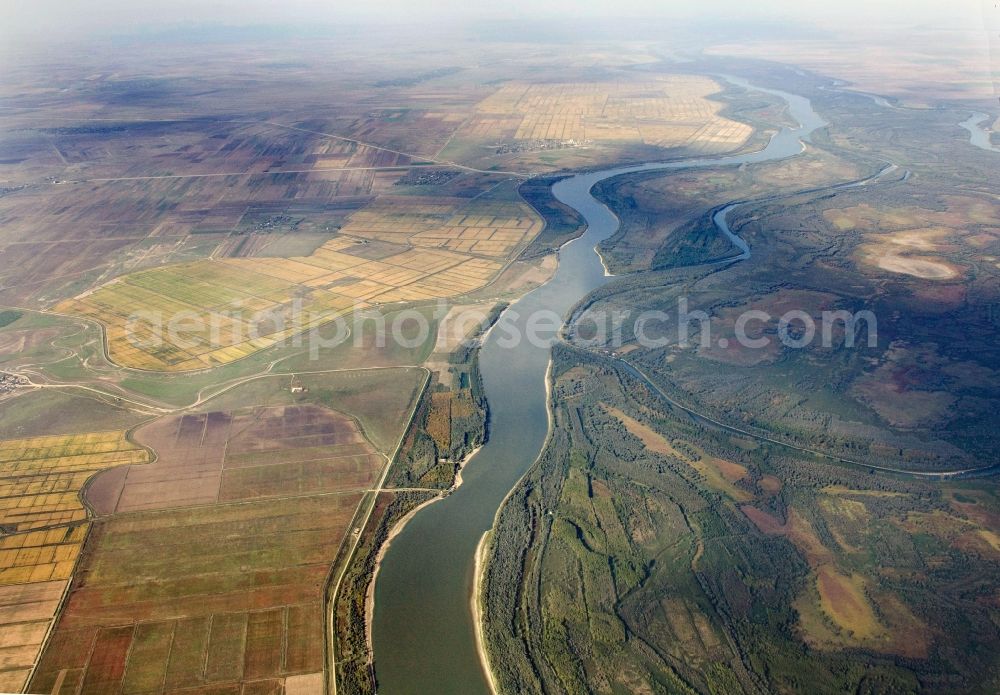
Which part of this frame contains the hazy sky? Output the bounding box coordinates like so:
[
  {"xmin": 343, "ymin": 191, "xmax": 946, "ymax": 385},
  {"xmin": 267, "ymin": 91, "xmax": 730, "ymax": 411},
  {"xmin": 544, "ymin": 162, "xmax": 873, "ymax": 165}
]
[{"xmin": 3, "ymin": 0, "xmax": 992, "ymax": 41}]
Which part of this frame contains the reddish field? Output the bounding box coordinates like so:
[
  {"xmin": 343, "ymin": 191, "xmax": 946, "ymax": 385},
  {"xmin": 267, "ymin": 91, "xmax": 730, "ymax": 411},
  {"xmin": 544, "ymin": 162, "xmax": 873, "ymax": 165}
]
[
  {"xmin": 759, "ymin": 475, "xmax": 783, "ymax": 494},
  {"xmin": 30, "ymin": 404, "xmax": 382, "ymax": 695},
  {"xmin": 741, "ymin": 505, "xmax": 785, "ymax": 535},
  {"xmin": 89, "ymin": 405, "xmax": 380, "ymax": 514},
  {"xmin": 815, "ymin": 567, "xmax": 880, "ymax": 639}
]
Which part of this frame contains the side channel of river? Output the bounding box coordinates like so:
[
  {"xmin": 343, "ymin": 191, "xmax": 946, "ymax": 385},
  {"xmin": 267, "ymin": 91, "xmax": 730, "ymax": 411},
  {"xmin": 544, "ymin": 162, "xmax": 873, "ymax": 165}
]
[{"xmin": 960, "ymin": 112, "xmax": 1000, "ymax": 153}]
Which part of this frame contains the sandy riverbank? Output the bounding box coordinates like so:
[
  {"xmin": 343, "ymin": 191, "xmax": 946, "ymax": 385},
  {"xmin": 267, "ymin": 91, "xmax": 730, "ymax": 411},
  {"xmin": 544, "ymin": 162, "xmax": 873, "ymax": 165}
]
[
  {"xmin": 472, "ymin": 531, "xmax": 499, "ymax": 695},
  {"xmin": 451, "ymin": 444, "xmax": 481, "ymax": 490}
]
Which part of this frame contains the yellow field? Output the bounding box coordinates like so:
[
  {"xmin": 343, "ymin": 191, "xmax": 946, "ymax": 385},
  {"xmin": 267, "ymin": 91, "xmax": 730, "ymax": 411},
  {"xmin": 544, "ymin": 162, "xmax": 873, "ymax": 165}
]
[
  {"xmin": 474, "ymin": 75, "xmax": 752, "ymax": 153},
  {"xmin": 815, "ymin": 567, "xmax": 882, "ymax": 639},
  {"xmin": 58, "ymin": 197, "xmax": 538, "ymax": 370},
  {"xmin": 0, "ymin": 431, "xmax": 149, "ymax": 691}
]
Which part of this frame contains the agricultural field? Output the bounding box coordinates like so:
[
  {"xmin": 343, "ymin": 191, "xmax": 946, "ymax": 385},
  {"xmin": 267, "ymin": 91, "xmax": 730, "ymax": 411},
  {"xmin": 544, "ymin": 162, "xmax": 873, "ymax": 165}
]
[
  {"xmin": 0, "ymin": 121, "xmax": 404, "ymax": 308},
  {"xmin": 51, "ymin": 175, "xmax": 541, "ymax": 372},
  {"xmin": 0, "ymin": 37, "xmax": 773, "ymax": 384},
  {"xmin": 57, "ymin": 230, "xmax": 509, "ymax": 371},
  {"xmin": 471, "ymin": 76, "xmax": 751, "ymax": 151},
  {"xmin": 0, "ymin": 46, "xmax": 494, "ymax": 314},
  {"xmin": 185, "ymin": 368, "xmax": 427, "ymax": 453},
  {"xmin": 339, "ymin": 195, "xmax": 542, "ymax": 259},
  {"xmin": 484, "ymin": 347, "xmax": 1000, "ymax": 694},
  {"xmin": 0, "ymin": 431, "xmax": 150, "ymax": 692},
  {"xmin": 88, "ymin": 406, "xmax": 383, "ymax": 515},
  {"xmin": 28, "ymin": 367, "xmax": 424, "ymax": 695},
  {"xmin": 0, "ymin": 304, "xmax": 441, "ymax": 414},
  {"xmin": 31, "ymin": 492, "xmax": 353, "ymax": 695},
  {"xmin": 0, "ymin": 36, "xmax": 762, "ymax": 319},
  {"xmin": 441, "ymin": 73, "xmax": 756, "ymax": 170}
]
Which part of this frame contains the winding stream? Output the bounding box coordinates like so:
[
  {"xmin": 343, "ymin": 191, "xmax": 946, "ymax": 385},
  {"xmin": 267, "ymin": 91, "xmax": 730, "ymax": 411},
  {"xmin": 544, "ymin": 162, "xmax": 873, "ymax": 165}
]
[{"xmin": 369, "ymin": 76, "xmax": 826, "ymax": 695}]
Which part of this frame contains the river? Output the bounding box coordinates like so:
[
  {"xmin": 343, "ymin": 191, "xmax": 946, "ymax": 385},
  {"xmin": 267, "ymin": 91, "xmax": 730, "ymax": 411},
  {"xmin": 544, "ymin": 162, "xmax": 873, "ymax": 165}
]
[{"xmin": 369, "ymin": 75, "xmax": 827, "ymax": 695}]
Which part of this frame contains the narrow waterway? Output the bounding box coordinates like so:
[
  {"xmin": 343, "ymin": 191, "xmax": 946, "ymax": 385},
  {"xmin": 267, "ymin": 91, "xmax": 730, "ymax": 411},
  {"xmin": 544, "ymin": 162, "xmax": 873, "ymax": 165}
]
[{"xmin": 369, "ymin": 75, "xmax": 826, "ymax": 695}]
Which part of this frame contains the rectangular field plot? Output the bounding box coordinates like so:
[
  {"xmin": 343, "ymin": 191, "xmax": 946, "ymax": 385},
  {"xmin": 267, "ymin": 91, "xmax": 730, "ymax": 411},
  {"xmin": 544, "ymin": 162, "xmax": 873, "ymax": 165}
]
[
  {"xmin": 30, "ymin": 403, "xmax": 385, "ymax": 694},
  {"xmin": 0, "ymin": 431, "xmax": 149, "ymax": 692},
  {"xmin": 58, "ymin": 193, "xmax": 531, "ymax": 371}
]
